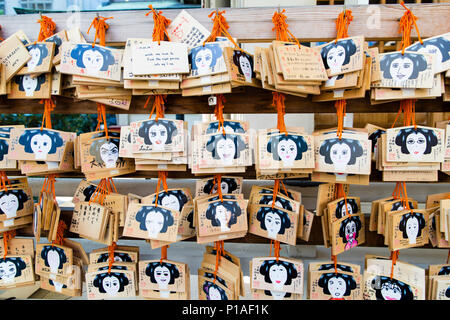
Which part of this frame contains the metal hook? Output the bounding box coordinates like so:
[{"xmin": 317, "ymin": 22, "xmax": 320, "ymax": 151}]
[
  {"xmin": 278, "ymin": 5, "xmax": 281, "ymax": 13},
  {"xmin": 39, "ymin": 11, "xmax": 42, "ymax": 18}
]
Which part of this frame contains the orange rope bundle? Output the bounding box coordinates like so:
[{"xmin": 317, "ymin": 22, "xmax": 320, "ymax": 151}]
[
  {"xmin": 0, "ymin": 171, "xmax": 10, "ymax": 191},
  {"xmin": 146, "ymin": 5, "xmax": 171, "ymax": 44},
  {"xmin": 87, "ymin": 16, "xmax": 113, "ymax": 47},
  {"xmin": 269, "ymin": 240, "xmax": 281, "ymax": 262},
  {"xmin": 335, "ymin": 9, "xmax": 353, "ymax": 42},
  {"xmin": 271, "ymin": 179, "xmax": 289, "ymax": 209},
  {"xmin": 391, "ymin": 99, "xmax": 417, "ymax": 129},
  {"xmin": 39, "ymin": 98, "xmax": 55, "ymax": 130},
  {"xmin": 212, "ymin": 240, "xmax": 225, "ymax": 284},
  {"xmin": 272, "ymin": 92, "xmax": 287, "ymax": 135},
  {"xmin": 334, "ymin": 100, "xmax": 347, "ymax": 140},
  {"xmin": 331, "ymin": 254, "xmax": 338, "ymax": 274},
  {"xmin": 335, "ymin": 183, "xmax": 350, "ymax": 217},
  {"xmin": 36, "ymin": 15, "xmax": 56, "ymax": 42},
  {"xmin": 160, "ymin": 245, "xmax": 169, "ymax": 264},
  {"xmin": 214, "ymin": 94, "xmax": 226, "ymax": 135},
  {"xmin": 95, "ymin": 103, "xmax": 110, "ymax": 140},
  {"xmin": 2, "ymin": 230, "xmax": 16, "ymax": 259},
  {"xmin": 88, "ymin": 178, "xmax": 116, "ymax": 206},
  {"xmin": 39, "ymin": 174, "xmax": 57, "ymax": 203},
  {"xmin": 390, "ymin": 250, "xmax": 400, "ymax": 278},
  {"xmin": 203, "ymin": 10, "xmax": 241, "ymax": 50},
  {"xmin": 271, "ymin": 9, "xmax": 301, "ymax": 47},
  {"xmin": 154, "ymin": 171, "xmax": 169, "ymax": 207},
  {"xmin": 146, "ymin": 95, "xmax": 167, "ymax": 122},
  {"xmin": 107, "ymin": 242, "xmax": 117, "ymax": 273},
  {"xmin": 52, "ymin": 220, "xmax": 67, "ymax": 247},
  {"xmin": 398, "ymin": 2, "xmax": 423, "ymax": 54}
]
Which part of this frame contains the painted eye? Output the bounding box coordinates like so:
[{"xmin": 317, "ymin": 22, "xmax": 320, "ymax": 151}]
[
  {"xmin": 43, "ymin": 142, "xmax": 47, "ymax": 146},
  {"xmin": 403, "ymin": 63, "xmax": 411, "ymax": 68},
  {"xmin": 407, "ymin": 139, "xmax": 415, "ymax": 144},
  {"xmin": 160, "ymin": 131, "xmax": 166, "ymax": 136},
  {"xmin": 281, "ymin": 147, "xmax": 285, "ymax": 152},
  {"xmin": 328, "ymin": 55, "xmax": 334, "ymax": 60},
  {"xmin": 417, "ymin": 138, "xmax": 425, "ymax": 144},
  {"xmin": 342, "ymin": 150, "xmax": 347, "ymax": 155},
  {"xmin": 333, "ymin": 150, "xmax": 338, "ymax": 155},
  {"xmin": 289, "ymin": 147, "xmax": 294, "ymax": 151},
  {"xmin": 392, "ymin": 63, "xmax": 399, "ymax": 68},
  {"xmin": 151, "ymin": 132, "xmax": 157, "ymax": 137},
  {"xmin": 8, "ymin": 267, "xmax": 14, "ymax": 272},
  {"xmin": 34, "ymin": 141, "xmax": 38, "ymax": 145},
  {"xmin": 338, "ymin": 52, "xmax": 344, "ymax": 57}
]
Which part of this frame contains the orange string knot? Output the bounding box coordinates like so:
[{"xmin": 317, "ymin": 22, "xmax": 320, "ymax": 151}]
[
  {"xmin": 3, "ymin": 230, "xmax": 16, "ymax": 259},
  {"xmin": 272, "ymin": 92, "xmax": 287, "ymax": 135},
  {"xmin": 37, "ymin": 15, "xmax": 56, "ymax": 42},
  {"xmin": 335, "ymin": 9, "xmax": 353, "ymax": 41},
  {"xmin": 399, "ymin": 2, "xmax": 423, "ymax": 54},
  {"xmin": 107, "ymin": 242, "xmax": 117, "ymax": 273},
  {"xmin": 146, "ymin": 5, "xmax": 171, "ymax": 44},
  {"xmin": 52, "ymin": 220, "xmax": 67, "ymax": 247},
  {"xmin": 87, "ymin": 16, "xmax": 113, "ymax": 47}
]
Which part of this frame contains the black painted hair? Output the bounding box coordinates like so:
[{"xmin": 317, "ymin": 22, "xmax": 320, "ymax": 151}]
[
  {"xmin": 206, "ymin": 121, "xmax": 245, "ymax": 134},
  {"xmin": 438, "ymin": 266, "xmax": 450, "ymax": 276},
  {"xmin": 145, "ymin": 262, "xmax": 180, "ymax": 285},
  {"xmin": 135, "ymin": 206, "xmax": 174, "ymax": 233},
  {"xmin": 96, "ymin": 252, "xmax": 132, "ymax": 263},
  {"xmin": 318, "ymin": 263, "xmax": 354, "ymax": 273},
  {"xmin": 151, "ymin": 190, "xmax": 189, "ymax": 211},
  {"xmin": 49, "ymin": 279, "xmax": 67, "ymax": 288},
  {"xmin": 205, "ymin": 200, "xmax": 242, "ymax": 228},
  {"xmin": 391, "ymin": 201, "xmax": 414, "ymax": 211},
  {"xmin": 18, "ymin": 129, "xmax": 63, "ymax": 155},
  {"xmin": 408, "ymin": 36, "xmax": 450, "ymax": 63},
  {"xmin": 380, "ymin": 52, "xmax": 428, "ymax": 80},
  {"xmin": 138, "ymin": 120, "xmax": 178, "ymax": 146},
  {"xmin": 339, "ymin": 216, "xmax": 362, "ymax": 243},
  {"xmin": 259, "ymin": 259, "xmax": 298, "ymax": 285},
  {"xmin": 93, "ymin": 272, "xmax": 129, "ymax": 294},
  {"xmin": 258, "ymin": 195, "xmax": 293, "ymax": 211},
  {"xmin": 27, "ymin": 43, "xmax": 49, "ymax": 66},
  {"xmin": 204, "ymin": 272, "xmax": 227, "ymax": 287},
  {"xmin": 320, "ymin": 39, "xmax": 357, "ymax": 70},
  {"xmin": 206, "ymin": 134, "xmax": 246, "ymax": 160},
  {"xmin": 190, "ymin": 43, "xmax": 223, "ymax": 71},
  {"xmin": 446, "ymin": 287, "xmax": 450, "ymax": 298},
  {"xmin": 398, "ymin": 212, "xmax": 426, "ymax": 239},
  {"xmin": 89, "ymin": 138, "xmax": 120, "ymax": 164},
  {"xmin": 259, "ymin": 188, "xmax": 294, "ymax": 200},
  {"xmin": 98, "ymin": 265, "xmax": 128, "ymax": 272},
  {"xmin": 15, "ymin": 74, "xmax": 47, "ymax": 92},
  {"xmin": 70, "ymin": 44, "xmax": 115, "ymax": 71},
  {"xmin": 318, "ymin": 272, "xmax": 357, "ymax": 296},
  {"xmin": 203, "ymin": 177, "xmax": 239, "ymax": 194},
  {"xmin": 264, "ymin": 290, "xmax": 292, "ymax": 298},
  {"xmin": 267, "ymin": 134, "xmax": 308, "ymax": 162},
  {"xmin": 232, "ymin": 50, "xmax": 255, "ymax": 78},
  {"xmin": 335, "ymin": 198, "xmax": 359, "ymax": 219},
  {"xmin": 0, "ymin": 257, "xmax": 27, "ymax": 278},
  {"xmin": 203, "ymin": 281, "xmax": 228, "ymax": 300},
  {"xmin": 394, "ymin": 127, "xmax": 438, "ymax": 155},
  {"xmin": 45, "ymin": 34, "xmax": 63, "ymax": 56},
  {"xmin": 40, "ymin": 246, "xmax": 67, "ymax": 269},
  {"xmin": 368, "ymin": 129, "xmax": 385, "ymax": 153},
  {"xmin": 0, "ymin": 189, "xmax": 29, "ymax": 215},
  {"xmin": 371, "ymin": 276, "xmax": 414, "ymax": 300},
  {"xmin": 186, "ymin": 210, "xmax": 194, "ymax": 229},
  {"xmin": 256, "ymin": 207, "xmax": 291, "ymax": 235},
  {"xmin": 82, "ymin": 184, "xmax": 97, "ymax": 201},
  {"xmin": 0, "ymin": 139, "xmax": 8, "ymax": 161},
  {"xmin": 319, "ymin": 138, "xmax": 364, "ymax": 165}
]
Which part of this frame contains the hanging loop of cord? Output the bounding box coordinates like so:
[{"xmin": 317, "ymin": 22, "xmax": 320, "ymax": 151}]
[
  {"xmin": 39, "ymin": 98, "xmax": 55, "ymax": 131},
  {"xmin": 51, "ymin": 220, "xmax": 67, "ymax": 247},
  {"xmin": 2, "ymin": 230, "xmax": 16, "ymax": 259},
  {"xmin": 147, "ymin": 95, "xmax": 167, "ymax": 122},
  {"xmin": 335, "ymin": 9, "xmax": 353, "ymax": 42},
  {"xmin": 146, "ymin": 5, "xmax": 171, "ymax": 44},
  {"xmin": 335, "ymin": 99, "xmax": 347, "ymax": 140},
  {"xmin": 390, "ymin": 250, "xmax": 400, "ymax": 279},
  {"xmin": 36, "ymin": 15, "xmax": 56, "ymax": 42},
  {"xmin": 87, "ymin": 15, "xmax": 113, "ymax": 47},
  {"xmin": 399, "ymin": 2, "xmax": 423, "ymax": 55},
  {"xmin": 203, "ymin": 10, "xmax": 242, "ymax": 51},
  {"xmin": 160, "ymin": 245, "xmax": 169, "ymax": 264},
  {"xmin": 39, "ymin": 174, "xmax": 57, "ymax": 203},
  {"xmin": 107, "ymin": 242, "xmax": 117, "ymax": 273},
  {"xmin": 214, "ymin": 94, "xmax": 226, "ymax": 136},
  {"xmin": 271, "ymin": 9, "xmax": 301, "ymax": 47},
  {"xmin": 212, "ymin": 240, "xmax": 224, "ymax": 284}
]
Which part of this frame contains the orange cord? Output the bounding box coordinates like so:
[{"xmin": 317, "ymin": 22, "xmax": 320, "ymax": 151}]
[
  {"xmin": 2, "ymin": 230, "xmax": 16, "ymax": 259},
  {"xmin": 39, "ymin": 98, "xmax": 55, "ymax": 131},
  {"xmin": 147, "ymin": 95, "xmax": 167, "ymax": 122},
  {"xmin": 146, "ymin": 5, "xmax": 171, "ymax": 44},
  {"xmin": 51, "ymin": 220, "xmax": 67, "ymax": 247},
  {"xmin": 88, "ymin": 178, "xmax": 116, "ymax": 206},
  {"xmin": 272, "ymin": 92, "xmax": 287, "ymax": 136},
  {"xmin": 399, "ymin": 2, "xmax": 423, "ymax": 55},
  {"xmin": 331, "ymin": 254, "xmax": 338, "ymax": 274},
  {"xmin": 107, "ymin": 242, "xmax": 117, "ymax": 273},
  {"xmin": 36, "ymin": 15, "xmax": 56, "ymax": 42},
  {"xmin": 39, "ymin": 174, "xmax": 57, "ymax": 203},
  {"xmin": 160, "ymin": 245, "xmax": 169, "ymax": 264},
  {"xmin": 335, "ymin": 100, "xmax": 347, "ymax": 140},
  {"xmin": 154, "ymin": 171, "xmax": 169, "ymax": 207},
  {"xmin": 0, "ymin": 172, "xmax": 10, "ymax": 191},
  {"xmin": 214, "ymin": 95, "xmax": 226, "ymax": 136},
  {"xmin": 390, "ymin": 250, "xmax": 400, "ymax": 279},
  {"xmin": 87, "ymin": 16, "xmax": 113, "ymax": 47},
  {"xmin": 272, "ymin": 9, "xmax": 301, "ymax": 47},
  {"xmin": 95, "ymin": 103, "xmax": 109, "ymax": 140},
  {"xmin": 203, "ymin": 10, "xmax": 242, "ymax": 51},
  {"xmin": 335, "ymin": 9, "xmax": 353, "ymax": 42},
  {"xmin": 212, "ymin": 240, "xmax": 224, "ymax": 284}
]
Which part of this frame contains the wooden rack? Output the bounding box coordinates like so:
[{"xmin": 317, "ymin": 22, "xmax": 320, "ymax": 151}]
[{"xmin": 2, "ymin": 4, "xmax": 449, "ymax": 247}]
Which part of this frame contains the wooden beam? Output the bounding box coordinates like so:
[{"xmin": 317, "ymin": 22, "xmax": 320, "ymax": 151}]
[
  {"xmin": 0, "ymin": 5, "xmax": 448, "ymax": 42},
  {"xmin": 0, "ymin": 88, "xmax": 448, "ymax": 114}
]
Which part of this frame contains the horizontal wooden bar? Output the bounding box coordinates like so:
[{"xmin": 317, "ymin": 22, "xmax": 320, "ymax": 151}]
[
  {"xmin": 0, "ymin": 88, "xmax": 448, "ymax": 114},
  {"xmin": 14, "ymin": 212, "xmax": 437, "ymax": 248},
  {"xmin": 0, "ymin": 5, "xmax": 448, "ymax": 42}
]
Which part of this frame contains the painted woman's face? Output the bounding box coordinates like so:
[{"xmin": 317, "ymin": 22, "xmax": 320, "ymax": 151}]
[
  {"xmin": 30, "ymin": 133, "xmax": 52, "ymax": 160},
  {"xmin": 47, "ymin": 250, "xmax": 60, "ymax": 274},
  {"xmin": 418, "ymin": 44, "xmax": 443, "ymax": 71},
  {"xmin": 215, "ymin": 205, "xmax": 231, "ymax": 227},
  {"xmin": 405, "ymin": 132, "xmax": 427, "ymax": 159},
  {"xmin": 216, "ymin": 138, "xmax": 236, "ymax": 164},
  {"xmin": 22, "ymin": 75, "xmax": 38, "ymax": 97},
  {"xmin": 406, "ymin": 217, "xmax": 419, "ymax": 244},
  {"xmin": 160, "ymin": 194, "xmax": 180, "ymax": 212},
  {"xmin": 339, "ymin": 203, "xmax": 353, "ymax": 216},
  {"xmin": 381, "ymin": 282, "xmax": 402, "ymax": 300},
  {"xmin": 213, "ymin": 182, "xmax": 229, "ymax": 194},
  {"xmin": 327, "ymin": 276, "xmax": 346, "ymax": 298},
  {"xmin": 145, "ymin": 210, "xmax": 165, "ymax": 238},
  {"xmin": 345, "ymin": 221, "xmax": 357, "ymax": 242},
  {"xmin": 100, "ymin": 142, "xmax": 119, "ymax": 168},
  {"xmin": 195, "ymin": 48, "xmax": 213, "ymax": 75},
  {"xmin": 0, "ymin": 194, "xmax": 19, "ymax": 218},
  {"xmin": 329, "ymin": 143, "xmax": 351, "ymax": 171},
  {"xmin": 269, "ymin": 264, "xmax": 288, "ymax": 290},
  {"xmin": 103, "ymin": 276, "xmax": 120, "ymax": 296},
  {"xmin": 265, "ymin": 212, "xmax": 282, "ymax": 238},
  {"xmin": 208, "ymin": 286, "xmax": 222, "ymax": 300},
  {"xmin": 239, "ymin": 55, "xmax": 252, "ymax": 82},
  {"xmin": 82, "ymin": 49, "xmax": 104, "ymax": 75},
  {"xmin": 27, "ymin": 47, "xmax": 41, "ymax": 71},
  {"xmin": 277, "ymin": 139, "xmax": 297, "ymax": 166},
  {"xmin": 326, "ymin": 46, "xmax": 346, "ymax": 73},
  {"xmin": 390, "ymin": 57, "xmax": 414, "ymax": 82},
  {"xmin": 154, "ymin": 265, "xmax": 171, "ymax": 289},
  {"xmin": 0, "ymin": 261, "xmax": 17, "ymax": 283},
  {"xmin": 149, "ymin": 124, "xmax": 168, "ymax": 149}
]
